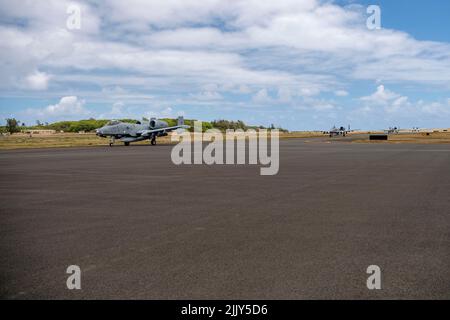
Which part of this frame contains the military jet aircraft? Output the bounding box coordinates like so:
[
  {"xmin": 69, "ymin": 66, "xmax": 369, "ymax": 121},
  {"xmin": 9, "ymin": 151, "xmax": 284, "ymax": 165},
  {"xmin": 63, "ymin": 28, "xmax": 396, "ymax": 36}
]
[
  {"xmin": 384, "ymin": 127, "xmax": 400, "ymax": 134},
  {"xmin": 96, "ymin": 116, "xmax": 189, "ymax": 146},
  {"xmin": 325, "ymin": 125, "xmax": 353, "ymax": 137}
]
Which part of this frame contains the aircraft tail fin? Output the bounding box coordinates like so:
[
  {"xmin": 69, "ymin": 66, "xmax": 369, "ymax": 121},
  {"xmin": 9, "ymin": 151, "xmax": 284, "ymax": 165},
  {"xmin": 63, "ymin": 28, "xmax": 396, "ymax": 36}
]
[{"xmin": 177, "ymin": 116, "xmax": 184, "ymax": 126}]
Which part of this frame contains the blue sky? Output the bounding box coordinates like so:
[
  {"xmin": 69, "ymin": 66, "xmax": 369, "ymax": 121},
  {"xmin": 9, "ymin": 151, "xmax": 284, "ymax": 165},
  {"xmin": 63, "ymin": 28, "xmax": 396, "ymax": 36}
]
[
  {"xmin": 355, "ymin": 0, "xmax": 450, "ymax": 42},
  {"xmin": 1, "ymin": 0, "xmax": 449, "ymax": 130}
]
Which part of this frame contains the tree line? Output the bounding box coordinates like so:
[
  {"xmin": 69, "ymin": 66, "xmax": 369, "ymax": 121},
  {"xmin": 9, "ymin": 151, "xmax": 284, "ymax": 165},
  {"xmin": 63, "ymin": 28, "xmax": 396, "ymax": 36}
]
[{"xmin": 1, "ymin": 118, "xmax": 287, "ymax": 134}]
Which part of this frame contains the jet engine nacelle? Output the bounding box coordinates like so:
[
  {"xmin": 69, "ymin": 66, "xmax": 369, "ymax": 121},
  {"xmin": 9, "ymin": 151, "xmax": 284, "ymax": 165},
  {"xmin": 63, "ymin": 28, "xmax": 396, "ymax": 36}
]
[{"xmin": 149, "ymin": 119, "xmax": 168, "ymax": 129}]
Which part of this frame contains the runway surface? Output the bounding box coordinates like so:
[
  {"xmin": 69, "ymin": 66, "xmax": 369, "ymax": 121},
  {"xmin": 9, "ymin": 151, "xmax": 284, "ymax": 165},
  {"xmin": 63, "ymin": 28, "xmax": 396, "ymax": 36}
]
[{"xmin": 1, "ymin": 140, "xmax": 449, "ymax": 299}]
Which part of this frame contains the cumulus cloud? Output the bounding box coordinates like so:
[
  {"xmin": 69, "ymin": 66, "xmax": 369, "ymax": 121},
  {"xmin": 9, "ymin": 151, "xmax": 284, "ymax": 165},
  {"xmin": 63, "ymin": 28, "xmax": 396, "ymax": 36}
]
[
  {"xmin": 23, "ymin": 96, "xmax": 90, "ymax": 121},
  {"xmin": 354, "ymin": 86, "xmax": 450, "ymax": 127},
  {"xmin": 2, "ymin": 0, "xmax": 449, "ymax": 94},
  {"xmin": 419, "ymin": 101, "xmax": 450, "ymax": 115},
  {"xmin": 360, "ymin": 85, "xmax": 414, "ymax": 115},
  {"xmin": 45, "ymin": 96, "xmax": 88, "ymax": 115},
  {"xmin": 360, "ymin": 85, "xmax": 401, "ymax": 104}
]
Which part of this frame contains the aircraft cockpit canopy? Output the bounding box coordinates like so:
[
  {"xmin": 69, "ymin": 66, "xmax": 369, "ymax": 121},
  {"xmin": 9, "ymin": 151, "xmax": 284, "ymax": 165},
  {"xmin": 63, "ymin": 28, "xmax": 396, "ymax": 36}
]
[{"xmin": 107, "ymin": 120, "xmax": 121, "ymax": 126}]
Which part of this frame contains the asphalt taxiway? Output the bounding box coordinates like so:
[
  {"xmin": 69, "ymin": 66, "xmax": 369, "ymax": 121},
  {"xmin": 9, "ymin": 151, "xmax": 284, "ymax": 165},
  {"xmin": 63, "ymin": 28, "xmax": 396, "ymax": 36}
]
[{"xmin": 1, "ymin": 140, "xmax": 449, "ymax": 299}]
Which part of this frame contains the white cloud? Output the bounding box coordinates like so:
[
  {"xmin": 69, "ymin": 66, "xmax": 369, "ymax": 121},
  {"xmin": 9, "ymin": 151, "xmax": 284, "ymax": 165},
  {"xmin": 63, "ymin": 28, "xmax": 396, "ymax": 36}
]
[
  {"xmin": 334, "ymin": 90, "xmax": 349, "ymax": 97},
  {"xmin": 0, "ymin": 0, "xmax": 100, "ymax": 33},
  {"xmin": 354, "ymin": 86, "xmax": 450, "ymax": 127},
  {"xmin": 299, "ymin": 87, "xmax": 320, "ymax": 97},
  {"xmin": 45, "ymin": 96, "xmax": 88, "ymax": 115},
  {"xmin": 238, "ymin": 85, "xmax": 252, "ymax": 94},
  {"xmin": 160, "ymin": 107, "xmax": 173, "ymax": 117},
  {"xmin": 190, "ymin": 90, "xmax": 223, "ymax": 101},
  {"xmin": 2, "ymin": 0, "xmax": 449, "ymax": 96},
  {"xmin": 25, "ymin": 71, "xmax": 50, "ymax": 90},
  {"xmin": 23, "ymin": 96, "xmax": 90, "ymax": 121},
  {"xmin": 387, "ymin": 96, "xmax": 410, "ymax": 114},
  {"xmin": 252, "ymin": 88, "xmax": 272, "ymax": 104},
  {"xmin": 144, "ymin": 107, "xmax": 177, "ymax": 119},
  {"xmin": 360, "ymin": 85, "xmax": 401, "ymax": 104},
  {"xmin": 360, "ymin": 85, "xmax": 412, "ymax": 115},
  {"xmin": 1, "ymin": 0, "xmax": 450, "ymax": 129},
  {"xmin": 419, "ymin": 101, "xmax": 450, "ymax": 115}
]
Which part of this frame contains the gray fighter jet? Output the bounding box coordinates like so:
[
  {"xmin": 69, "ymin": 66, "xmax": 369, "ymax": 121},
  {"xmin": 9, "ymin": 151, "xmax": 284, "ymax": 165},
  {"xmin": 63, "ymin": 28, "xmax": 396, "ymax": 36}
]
[
  {"xmin": 325, "ymin": 125, "xmax": 354, "ymax": 137},
  {"xmin": 96, "ymin": 116, "xmax": 189, "ymax": 146},
  {"xmin": 384, "ymin": 127, "xmax": 399, "ymax": 134}
]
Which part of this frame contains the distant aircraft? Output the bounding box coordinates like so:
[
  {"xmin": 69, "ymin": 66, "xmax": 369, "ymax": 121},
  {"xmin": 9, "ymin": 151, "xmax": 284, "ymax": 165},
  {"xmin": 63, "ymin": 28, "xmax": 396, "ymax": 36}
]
[
  {"xmin": 96, "ymin": 116, "xmax": 189, "ymax": 146},
  {"xmin": 384, "ymin": 127, "xmax": 399, "ymax": 134},
  {"xmin": 325, "ymin": 125, "xmax": 354, "ymax": 137}
]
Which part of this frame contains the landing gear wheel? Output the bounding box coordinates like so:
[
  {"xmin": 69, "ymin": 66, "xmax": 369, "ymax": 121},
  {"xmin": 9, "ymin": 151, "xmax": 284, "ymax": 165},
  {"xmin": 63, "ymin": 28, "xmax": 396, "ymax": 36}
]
[
  {"xmin": 124, "ymin": 142, "xmax": 130, "ymax": 146},
  {"xmin": 151, "ymin": 138, "xmax": 156, "ymax": 145},
  {"xmin": 109, "ymin": 143, "xmax": 113, "ymax": 147}
]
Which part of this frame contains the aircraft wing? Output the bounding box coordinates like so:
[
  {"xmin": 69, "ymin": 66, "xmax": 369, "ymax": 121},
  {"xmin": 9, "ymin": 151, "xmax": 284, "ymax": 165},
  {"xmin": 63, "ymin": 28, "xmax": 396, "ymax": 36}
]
[{"xmin": 138, "ymin": 125, "xmax": 190, "ymax": 137}]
